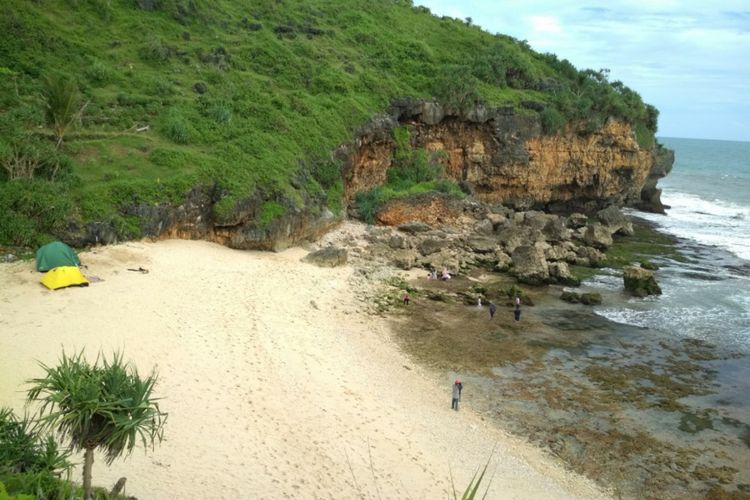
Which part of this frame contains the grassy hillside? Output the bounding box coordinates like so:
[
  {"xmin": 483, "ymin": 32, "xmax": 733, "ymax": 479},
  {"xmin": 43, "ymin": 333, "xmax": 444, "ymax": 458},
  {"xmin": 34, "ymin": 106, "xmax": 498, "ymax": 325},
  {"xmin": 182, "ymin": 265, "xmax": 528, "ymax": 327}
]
[{"xmin": 0, "ymin": 0, "xmax": 659, "ymax": 247}]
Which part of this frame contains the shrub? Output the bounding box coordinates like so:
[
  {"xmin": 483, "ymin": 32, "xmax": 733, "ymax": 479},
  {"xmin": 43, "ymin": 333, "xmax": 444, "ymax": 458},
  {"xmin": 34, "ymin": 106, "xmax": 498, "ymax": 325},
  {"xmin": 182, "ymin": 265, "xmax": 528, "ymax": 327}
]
[
  {"xmin": 0, "ymin": 408, "xmax": 72, "ymax": 476},
  {"xmin": 0, "ymin": 180, "xmax": 73, "ymax": 246},
  {"xmin": 540, "ymin": 107, "xmax": 566, "ymax": 134},
  {"xmin": 84, "ymin": 60, "xmax": 116, "ymax": 86},
  {"xmin": 139, "ymin": 35, "xmax": 171, "ymax": 63},
  {"xmin": 258, "ymin": 200, "xmax": 286, "ymax": 227},
  {"xmin": 159, "ymin": 109, "xmax": 192, "ymax": 144},
  {"xmin": 432, "ymin": 65, "xmax": 480, "ymax": 110}
]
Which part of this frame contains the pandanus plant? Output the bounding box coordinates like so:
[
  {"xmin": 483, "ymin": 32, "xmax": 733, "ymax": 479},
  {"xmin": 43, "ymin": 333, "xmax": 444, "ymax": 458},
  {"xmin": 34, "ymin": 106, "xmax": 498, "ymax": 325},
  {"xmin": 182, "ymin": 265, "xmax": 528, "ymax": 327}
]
[{"xmin": 27, "ymin": 351, "xmax": 166, "ymax": 500}]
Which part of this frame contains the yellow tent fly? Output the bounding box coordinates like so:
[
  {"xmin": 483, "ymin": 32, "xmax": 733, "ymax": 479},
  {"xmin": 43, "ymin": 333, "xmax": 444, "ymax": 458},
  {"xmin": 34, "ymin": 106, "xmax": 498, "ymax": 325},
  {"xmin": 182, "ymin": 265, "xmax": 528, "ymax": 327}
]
[{"xmin": 40, "ymin": 266, "xmax": 89, "ymax": 290}]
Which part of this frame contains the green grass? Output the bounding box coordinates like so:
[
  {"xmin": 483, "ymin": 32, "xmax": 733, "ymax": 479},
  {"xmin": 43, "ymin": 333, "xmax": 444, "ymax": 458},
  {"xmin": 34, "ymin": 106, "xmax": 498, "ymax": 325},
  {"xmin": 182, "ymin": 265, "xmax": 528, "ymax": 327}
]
[{"xmin": 0, "ymin": 0, "xmax": 659, "ymax": 247}]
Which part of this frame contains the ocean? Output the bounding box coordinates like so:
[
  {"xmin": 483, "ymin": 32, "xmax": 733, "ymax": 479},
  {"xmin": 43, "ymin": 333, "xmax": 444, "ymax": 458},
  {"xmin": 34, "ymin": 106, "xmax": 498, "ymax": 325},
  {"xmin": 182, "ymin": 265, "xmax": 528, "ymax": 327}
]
[{"xmin": 594, "ymin": 137, "xmax": 750, "ymax": 352}]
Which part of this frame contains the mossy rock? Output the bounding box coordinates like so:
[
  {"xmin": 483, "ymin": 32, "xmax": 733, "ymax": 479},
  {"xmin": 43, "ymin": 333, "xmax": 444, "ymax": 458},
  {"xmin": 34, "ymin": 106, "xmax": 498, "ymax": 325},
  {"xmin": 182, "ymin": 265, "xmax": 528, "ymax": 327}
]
[
  {"xmin": 560, "ymin": 291, "xmax": 602, "ymax": 305},
  {"xmin": 640, "ymin": 259, "xmax": 660, "ymax": 270},
  {"xmin": 623, "ymin": 266, "xmax": 662, "ymax": 297}
]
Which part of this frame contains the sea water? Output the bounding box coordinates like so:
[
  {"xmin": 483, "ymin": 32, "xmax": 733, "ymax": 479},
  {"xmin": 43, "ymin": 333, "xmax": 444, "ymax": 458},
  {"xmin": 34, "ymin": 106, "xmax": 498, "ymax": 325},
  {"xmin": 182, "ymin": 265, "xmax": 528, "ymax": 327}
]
[{"xmin": 593, "ymin": 137, "xmax": 750, "ymax": 352}]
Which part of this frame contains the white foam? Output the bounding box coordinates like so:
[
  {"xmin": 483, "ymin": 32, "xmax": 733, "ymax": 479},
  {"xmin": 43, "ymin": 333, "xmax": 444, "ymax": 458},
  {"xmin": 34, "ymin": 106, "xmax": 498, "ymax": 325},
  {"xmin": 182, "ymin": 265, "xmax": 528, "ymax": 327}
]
[{"xmin": 635, "ymin": 191, "xmax": 750, "ymax": 260}]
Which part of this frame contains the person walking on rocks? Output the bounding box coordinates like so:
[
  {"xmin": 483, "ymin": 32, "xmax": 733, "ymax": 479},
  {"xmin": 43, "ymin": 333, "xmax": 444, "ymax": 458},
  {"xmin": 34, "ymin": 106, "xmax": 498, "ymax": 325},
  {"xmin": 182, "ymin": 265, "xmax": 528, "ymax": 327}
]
[
  {"xmin": 451, "ymin": 379, "xmax": 463, "ymax": 410},
  {"xmin": 489, "ymin": 302, "xmax": 497, "ymax": 319},
  {"xmin": 514, "ymin": 303, "xmax": 521, "ymax": 321},
  {"xmin": 403, "ymin": 293, "xmax": 410, "ymax": 305}
]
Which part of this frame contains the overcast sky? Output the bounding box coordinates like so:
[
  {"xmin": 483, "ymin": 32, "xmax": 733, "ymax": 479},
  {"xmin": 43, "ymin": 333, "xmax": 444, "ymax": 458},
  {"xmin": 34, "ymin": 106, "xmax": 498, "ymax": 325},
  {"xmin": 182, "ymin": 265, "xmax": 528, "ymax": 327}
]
[{"xmin": 415, "ymin": 1, "xmax": 750, "ymax": 142}]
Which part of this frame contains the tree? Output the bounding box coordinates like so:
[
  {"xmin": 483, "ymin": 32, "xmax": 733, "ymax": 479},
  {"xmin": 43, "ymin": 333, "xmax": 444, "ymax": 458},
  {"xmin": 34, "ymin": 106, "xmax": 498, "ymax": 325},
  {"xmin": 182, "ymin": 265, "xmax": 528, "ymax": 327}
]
[
  {"xmin": 27, "ymin": 351, "xmax": 166, "ymax": 500},
  {"xmin": 40, "ymin": 74, "xmax": 88, "ymax": 150}
]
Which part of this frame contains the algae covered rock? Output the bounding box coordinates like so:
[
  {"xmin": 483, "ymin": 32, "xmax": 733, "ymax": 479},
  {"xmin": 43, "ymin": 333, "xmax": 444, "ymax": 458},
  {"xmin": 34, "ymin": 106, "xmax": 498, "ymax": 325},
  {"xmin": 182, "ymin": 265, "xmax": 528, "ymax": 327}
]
[
  {"xmin": 623, "ymin": 266, "xmax": 662, "ymax": 297},
  {"xmin": 560, "ymin": 291, "xmax": 602, "ymax": 305}
]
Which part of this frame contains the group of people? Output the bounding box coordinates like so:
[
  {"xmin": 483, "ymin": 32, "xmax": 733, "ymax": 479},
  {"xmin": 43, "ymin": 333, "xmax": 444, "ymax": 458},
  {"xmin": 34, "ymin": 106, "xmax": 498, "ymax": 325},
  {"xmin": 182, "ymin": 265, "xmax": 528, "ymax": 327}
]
[
  {"xmin": 426, "ymin": 267, "xmax": 452, "ymax": 281},
  {"xmin": 486, "ymin": 296, "xmax": 522, "ymax": 321}
]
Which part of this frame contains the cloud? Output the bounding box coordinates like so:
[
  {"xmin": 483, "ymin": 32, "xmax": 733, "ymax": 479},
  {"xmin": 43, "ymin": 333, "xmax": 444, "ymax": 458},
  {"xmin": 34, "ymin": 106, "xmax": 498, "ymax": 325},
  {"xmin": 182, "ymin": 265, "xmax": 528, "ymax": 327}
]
[
  {"xmin": 414, "ymin": 0, "xmax": 750, "ymax": 140},
  {"xmin": 529, "ymin": 15, "xmax": 563, "ymax": 34}
]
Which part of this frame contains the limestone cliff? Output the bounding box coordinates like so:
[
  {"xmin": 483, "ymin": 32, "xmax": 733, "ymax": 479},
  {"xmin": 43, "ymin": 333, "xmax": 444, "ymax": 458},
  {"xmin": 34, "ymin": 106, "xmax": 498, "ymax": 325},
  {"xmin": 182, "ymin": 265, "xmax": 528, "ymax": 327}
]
[{"xmin": 344, "ymin": 99, "xmax": 672, "ymax": 218}]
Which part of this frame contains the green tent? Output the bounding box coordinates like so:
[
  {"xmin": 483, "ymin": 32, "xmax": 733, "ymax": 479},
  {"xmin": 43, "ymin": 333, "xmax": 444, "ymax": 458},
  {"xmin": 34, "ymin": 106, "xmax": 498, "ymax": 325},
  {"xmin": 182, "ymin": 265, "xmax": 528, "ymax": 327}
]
[{"xmin": 35, "ymin": 241, "xmax": 81, "ymax": 272}]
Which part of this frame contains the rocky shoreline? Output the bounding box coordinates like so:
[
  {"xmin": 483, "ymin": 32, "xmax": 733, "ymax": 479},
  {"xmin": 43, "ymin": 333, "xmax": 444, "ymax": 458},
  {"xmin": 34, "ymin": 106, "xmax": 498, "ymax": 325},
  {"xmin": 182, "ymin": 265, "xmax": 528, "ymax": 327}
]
[{"xmin": 311, "ymin": 209, "xmax": 750, "ymax": 500}]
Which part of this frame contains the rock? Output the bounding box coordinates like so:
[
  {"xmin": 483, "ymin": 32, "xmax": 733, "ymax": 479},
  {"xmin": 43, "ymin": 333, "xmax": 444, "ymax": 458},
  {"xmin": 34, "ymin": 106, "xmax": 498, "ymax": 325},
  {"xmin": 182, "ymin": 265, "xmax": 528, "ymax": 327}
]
[
  {"xmin": 511, "ymin": 245, "xmax": 549, "ymax": 285},
  {"xmin": 640, "ymin": 260, "xmax": 659, "ymax": 271},
  {"xmin": 548, "ymin": 262, "xmax": 580, "ymax": 286},
  {"xmin": 1, "ymin": 253, "xmax": 17, "ymax": 263},
  {"xmin": 596, "ymin": 205, "xmax": 627, "ymax": 228},
  {"xmin": 560, "ymin": 291, "xmax": 602, "ymax": 305},
  {"xmin": 417, "ymin": 238, "xmax": 447, "ymax": 256},
  {"xmin": 498, "ymin": 226, "xmax": 543, "ymax": 254},
  {"xmin": 616, "ymin": 221, "xmax": 635, "ymax": 236},
  {"xmin": 420, "ymin": 249, "xmax": 460, "ymax": 273},
  {"xmin": 575, "ymin": 246, "xmax": 606, "ymax": 267},
  {"xmin": 387, "ymin": 234, "xmax": 407, "ymax": 249},
  {"xmin": 567, "ymin": 213, "xmax": 588, "ymax": 229},
  {"xmin": 391, "ymin": 249, "xmax": 418, "ymax": 270},
  {"xmin": 583, "ymin": 223, "xmax": 613, "ymax": 250},
  {"xmin": 545, "ymin": 244, "xmax": 568, "ymax": 261},
  {"xmin": 466, "ymin": 236, "xmax": 497, "ymax": 254},
  {"xmin": 486, "ymin": 212, "xmax": 507, "ymax": 229},
  {"xmin": 193, "ymin": 82, "xmax": 208, "ymax": 94},
  {"xmin": 303, "ymin": 247, "xmax": 347, "ymax": 267},
  {"xmin": 473, "ymin": 218, "xmax": 493, "ymax": 235},
  {"xmin": 494, "ymin": 251, "xmax": 512, "ymax": 272},
  {"xmin": 542, "ymin": 218, "xmax": 572, "ymax": 242},
  {"xmin": 523, "ymin": 211, "xmax": 554, "ymax": 231},
  {"xmin": 623, "ymin": 266, "xmax": 662, "ymax": 297},
  {"xmin": 397, "ymin": 221, "xmax": 432, "ymax": 234}
]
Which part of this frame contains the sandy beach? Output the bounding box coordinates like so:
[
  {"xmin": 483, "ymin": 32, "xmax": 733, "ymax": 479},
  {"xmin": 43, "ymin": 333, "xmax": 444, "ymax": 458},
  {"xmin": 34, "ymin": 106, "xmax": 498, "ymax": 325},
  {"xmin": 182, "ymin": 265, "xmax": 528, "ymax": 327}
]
[{"xmin": 0, "ymin": 233, "xmax": 608, "ymax": 499}]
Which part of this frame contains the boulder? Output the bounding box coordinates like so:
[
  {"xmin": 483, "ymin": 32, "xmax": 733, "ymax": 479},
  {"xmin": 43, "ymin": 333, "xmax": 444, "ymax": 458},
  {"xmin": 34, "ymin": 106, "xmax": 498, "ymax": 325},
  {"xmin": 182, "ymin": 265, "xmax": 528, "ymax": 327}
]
[
  {"xmin": 303, "ymin": 247, "xmax": 347, "ymax": 267},
  {"xmin": 473, "ymin": 218, "xmax": 494, "ymax": 235},
  {"xmin": 583, "ymin": 223, "xmax": 613, "ymax": 250},
  {"xmin": 486, "ymin": 212, "xmax": 507, "ymax": 229},
  {"xmin": 498, "ymin": 226, "xmax": 543, "ymax": 254},
  {"xmin": 542, "ymin": 218, "xmax": 572, "ymax": 242},
  {"xmin": 391, "ymin": 249, "xmax": 418, "ymax": 270},
  {"xmin": 575, "ymin": 246, "xmax": 606, "ymax": 267},
  {"xmin": 548, "ymin": 262, "xmax": 580, "ymax": 286},
  {"xmin": 560, "ymin": 291, "xmax": 602, "ymax": 305},
  {"xmin": 494, "ymin": 251, "xmax": 512, "ymax": 272},
  {"xmin": 397, "ymin": 221, "xmax": 432, "ymax": 234},
  {"xmin": 567, "ymin": 213, "xmax": 588, "ymax": 229},
  {"xmin": 511, "ymin": 245, "xmax": 549, "ymax": 285},
  {"xmin": 596, "ymin": 205, "xmax": 627, "ymax": 228},
  {"xmin": 466, "ymin": 236, "xmax": 498, "ymax": 254},
  {"xmin": 420, "ymin": 249, "xmax": 460, "ymax": 273},
  {"xmin": 387, "ymin": 234, "xmax": 407, "ymax": 249},
  {"xmin": 623, "ymin": 266, "xmax": 662, "ymax": 297},
  {"xmin": 545, "ymin": 244, "xmax": 568, "ymax": 261},
  {"xmin": 616, "ymin": 221, "xmax": 635, "ymax": 236},
  {"xmin": 417, "ymin": 238, "xmax": 448, "ymax": 256}
]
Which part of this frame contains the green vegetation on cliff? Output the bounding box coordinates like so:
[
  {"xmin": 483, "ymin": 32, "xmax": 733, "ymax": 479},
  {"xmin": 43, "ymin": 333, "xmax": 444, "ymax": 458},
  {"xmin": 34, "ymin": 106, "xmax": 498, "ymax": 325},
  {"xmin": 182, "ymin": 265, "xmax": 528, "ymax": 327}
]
[{"xmin": 0, "ymin": 0, "xmax": 658, "ymax": 247}]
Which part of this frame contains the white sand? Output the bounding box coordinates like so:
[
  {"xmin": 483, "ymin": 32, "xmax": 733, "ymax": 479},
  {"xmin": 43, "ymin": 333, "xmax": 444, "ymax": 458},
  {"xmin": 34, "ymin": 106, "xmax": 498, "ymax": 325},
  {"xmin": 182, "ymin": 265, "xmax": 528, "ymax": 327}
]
[{"xmin": 0, "ymin": 237, "xmax": 609, "ymax": 499}]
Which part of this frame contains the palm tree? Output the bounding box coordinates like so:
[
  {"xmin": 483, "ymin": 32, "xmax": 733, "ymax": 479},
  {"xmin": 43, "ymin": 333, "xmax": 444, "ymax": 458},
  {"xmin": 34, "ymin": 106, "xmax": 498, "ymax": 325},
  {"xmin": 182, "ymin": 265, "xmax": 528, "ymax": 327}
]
[
  {"xmin": 27, "ymin": 351, "xmax": 166, "ymax": 500},
  {"xmin": 40, "ymin": 74, "xmax": 88, "ymax": 150}
]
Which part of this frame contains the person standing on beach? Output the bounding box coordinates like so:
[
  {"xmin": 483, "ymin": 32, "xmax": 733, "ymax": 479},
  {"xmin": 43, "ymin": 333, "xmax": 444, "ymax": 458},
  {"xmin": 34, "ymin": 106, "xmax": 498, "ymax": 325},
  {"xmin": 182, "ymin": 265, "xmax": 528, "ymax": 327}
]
[
  {"xmin": 489, "ymin": 302, "xmax": 497, "ymax": 319},
  {"xmin": 451, "ymin": 379, "xmax": 463, "ymax": 410},
  {"xmin": 514, "ymin": 303, "xmax": 521, "ymax": 321}
]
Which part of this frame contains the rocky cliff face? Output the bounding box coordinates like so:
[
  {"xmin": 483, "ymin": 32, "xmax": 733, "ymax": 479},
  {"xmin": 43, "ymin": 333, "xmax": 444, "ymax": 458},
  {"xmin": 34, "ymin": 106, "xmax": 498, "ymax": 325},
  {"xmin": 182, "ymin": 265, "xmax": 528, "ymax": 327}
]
[{"xmin": 344, "ymin": 99, "xmax": 672, "ymax": 217}]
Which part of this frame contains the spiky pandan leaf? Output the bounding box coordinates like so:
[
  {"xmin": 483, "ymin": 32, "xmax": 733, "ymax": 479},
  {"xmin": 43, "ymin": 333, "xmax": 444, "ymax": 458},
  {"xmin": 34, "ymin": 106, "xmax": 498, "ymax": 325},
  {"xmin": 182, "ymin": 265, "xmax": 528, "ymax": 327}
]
[{"xmin": 26, "ymin": 349, "xmax": 166, "ymax": 465}]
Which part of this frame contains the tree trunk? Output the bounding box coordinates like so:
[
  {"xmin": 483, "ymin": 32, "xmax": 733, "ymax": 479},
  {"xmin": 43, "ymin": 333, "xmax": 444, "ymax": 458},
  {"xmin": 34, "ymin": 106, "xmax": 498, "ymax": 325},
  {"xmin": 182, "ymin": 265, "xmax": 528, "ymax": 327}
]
[{"xmin": 83, "ymin": 447, "xmax": 94, "ymax": 500}]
